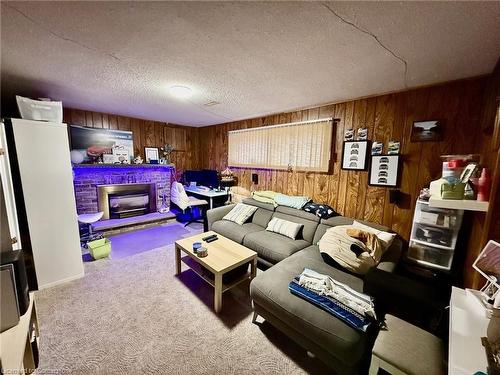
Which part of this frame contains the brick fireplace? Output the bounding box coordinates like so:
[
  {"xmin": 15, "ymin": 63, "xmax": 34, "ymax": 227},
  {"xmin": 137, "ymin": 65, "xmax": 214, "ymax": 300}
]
[{"xmin": 72, "ymin": 164, "xmax": 174, "ymax": 216}]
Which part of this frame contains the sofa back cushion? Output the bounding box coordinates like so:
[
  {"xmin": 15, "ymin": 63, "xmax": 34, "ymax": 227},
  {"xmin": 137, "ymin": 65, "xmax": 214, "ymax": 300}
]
[
  {"xmin": 275, "ymin": 205, "xmax": 320, "ymax": 223},
  {"xmin": 272, "ymin": 211, "xmax": 319, "ymax": 243},
  {"xmin": 242, "ymin": 197, "xmax": 275, "ymax": 227},
  {"xmin": 242, "ymin": 198, "xmax": 275, "ymax": 211}
]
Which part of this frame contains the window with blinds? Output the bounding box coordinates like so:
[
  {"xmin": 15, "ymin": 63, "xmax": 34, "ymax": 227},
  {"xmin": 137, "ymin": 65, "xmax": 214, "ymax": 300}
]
[{"xmin": 228, "ymin": 118, "xmax": 334, "ymax": 172}]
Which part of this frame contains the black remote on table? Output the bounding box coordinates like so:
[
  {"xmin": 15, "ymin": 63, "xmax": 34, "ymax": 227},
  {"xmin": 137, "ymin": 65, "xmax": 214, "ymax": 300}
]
[
  {"xmin": 205, "ymin": 236, "xmax": 218, "ymax": 243},
  {"xmin": 202, "ymin": 234, "xmax": 217, "ymax": 242}
]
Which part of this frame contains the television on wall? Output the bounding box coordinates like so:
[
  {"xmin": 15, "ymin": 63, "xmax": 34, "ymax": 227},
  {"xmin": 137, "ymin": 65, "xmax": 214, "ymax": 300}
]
[{"xmin": 69, "ymin": 125, "xmax": 134, "ymax": 164}]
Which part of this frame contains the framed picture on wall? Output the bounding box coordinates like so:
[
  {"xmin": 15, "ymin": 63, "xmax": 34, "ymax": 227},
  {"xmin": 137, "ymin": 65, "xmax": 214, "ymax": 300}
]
[
  {"xmin": 411, "ymin": 120, "xmax": 442, "ymax": 142},
  {"xmin": 144, "ymin": 147, "xmax": 159, "ymax": 163},
  {"xmin": 369, "ymin": 154, "xmax": 400, "ymax": 187},
  {"xmin": 341, "ymin": 140, "xmax": 370, "ymax": 170}
]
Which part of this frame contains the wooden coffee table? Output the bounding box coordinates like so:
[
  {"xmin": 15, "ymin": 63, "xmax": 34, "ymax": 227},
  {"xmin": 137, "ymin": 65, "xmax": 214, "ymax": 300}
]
[{"xmin": 175, "ymin": 231, "xmax": 257, "ymax": 313}]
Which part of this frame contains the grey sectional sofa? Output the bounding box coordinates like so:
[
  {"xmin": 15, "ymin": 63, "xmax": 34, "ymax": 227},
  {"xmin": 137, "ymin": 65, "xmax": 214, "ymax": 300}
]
[{"xmin": 207, "ymin": 198, "xmax": 403, "ymax": 374}]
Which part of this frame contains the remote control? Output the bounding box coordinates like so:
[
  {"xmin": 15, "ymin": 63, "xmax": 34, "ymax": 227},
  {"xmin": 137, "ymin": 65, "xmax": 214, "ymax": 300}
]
[
  {"xmin": 205, "ymin": 236, "xmax": 218, "ymax": 243},
  {"xmin": 202, "ymin": 234, "xmax": 217, "ymax": 241}
]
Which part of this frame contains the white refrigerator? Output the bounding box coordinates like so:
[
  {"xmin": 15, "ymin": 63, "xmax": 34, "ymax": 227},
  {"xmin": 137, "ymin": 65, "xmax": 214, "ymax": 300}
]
[{"xmin": 0, "ymin": 118, "xmax": 84, "ymax": 289}]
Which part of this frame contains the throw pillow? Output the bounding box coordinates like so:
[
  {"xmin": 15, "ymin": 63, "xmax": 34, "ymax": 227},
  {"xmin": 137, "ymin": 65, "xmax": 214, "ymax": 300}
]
[
  {"xmin": 223, "ymin": 203, "xmax": 258, "ymax": 225},
  {"xmin": 274, "ymin": 193, "xmax": 310, "ymax": 209},
  {"xmin": 318, "ymin": 225, "xmax": 383, "ymax": 275},
  {"xmin": 352, "ymin": 221, "xmax": 396, "ymax": 248},
  {"xmin": 302, "ymin": 202, "xmax": 339, "ymax": 219},
  {"xmin": 266, "ymin": 217, "xmax": 303, "ymax": 239}
]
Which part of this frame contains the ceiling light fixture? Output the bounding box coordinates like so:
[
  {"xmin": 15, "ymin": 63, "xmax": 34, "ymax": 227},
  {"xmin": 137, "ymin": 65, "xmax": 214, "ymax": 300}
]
[{"xmin": 169, "ymin": 85, "xmax": 193, "ymax": 99}]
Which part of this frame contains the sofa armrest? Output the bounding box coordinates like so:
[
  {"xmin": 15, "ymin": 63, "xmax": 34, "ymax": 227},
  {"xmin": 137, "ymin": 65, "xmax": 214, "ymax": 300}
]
[{"xmin": 206, "ymin": 204, "xmax": 236, "ymax": 230}]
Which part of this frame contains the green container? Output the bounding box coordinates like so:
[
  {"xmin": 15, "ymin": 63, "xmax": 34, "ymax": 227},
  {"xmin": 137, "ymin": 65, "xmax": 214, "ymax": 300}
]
[
  {"xmin": 88, "ymin": 238, "xmax": 111, "ymax": 260},
  {"xmin": 441, "ymin": 182, "xmax": 465, "ymax": 200}
]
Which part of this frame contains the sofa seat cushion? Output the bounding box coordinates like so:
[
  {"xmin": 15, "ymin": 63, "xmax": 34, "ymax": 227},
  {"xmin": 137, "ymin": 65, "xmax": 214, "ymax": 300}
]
[
  {"xmin": 250, "ymin": 249, "xmax": 368, "ymax": 366},
  {"xmin": 211, "ymin": 220, "xmax": 264, "ymax": 244},
  {"xmin": 243, "ymin": 231, "xmax": 310, "ymax": 263}
]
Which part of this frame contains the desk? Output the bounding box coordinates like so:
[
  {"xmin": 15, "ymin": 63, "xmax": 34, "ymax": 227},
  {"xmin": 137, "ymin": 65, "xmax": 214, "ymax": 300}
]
[
  {"xmin": 449, "ymin": 287, "xmax": 489, "ymax": 375},
  {"xmin": 184, "ymin": 186, "xmax": 230, "ymax": 209}
]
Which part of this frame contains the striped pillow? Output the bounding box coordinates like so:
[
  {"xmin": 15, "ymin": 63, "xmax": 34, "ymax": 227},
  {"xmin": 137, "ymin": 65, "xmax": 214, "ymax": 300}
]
[
  {"xmin": 266, "ymin": 217, "xmax": 303, "ymax": 239},
  {"xmin": 223, "ymin": 203, "xmax": 258, "ymax": 225}
]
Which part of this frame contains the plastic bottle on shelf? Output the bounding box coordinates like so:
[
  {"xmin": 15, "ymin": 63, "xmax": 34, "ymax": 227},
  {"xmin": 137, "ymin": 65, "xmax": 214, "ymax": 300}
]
[{"xmin": 477, "ymin": 168, "xmax": 491, "ymax": 202}]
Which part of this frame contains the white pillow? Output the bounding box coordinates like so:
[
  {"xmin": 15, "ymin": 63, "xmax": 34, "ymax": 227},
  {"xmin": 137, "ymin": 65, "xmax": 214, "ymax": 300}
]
[
  {"xmin": 352, "ymin": 221, "xmax": 396, "ymax": 248},
  {"xmin": 223, "ymin": 203, "xmax": 258, "ymax": 225},
  {"xmin": 266, "ymin": 217, "xmax": 303, "ymax": 239}
]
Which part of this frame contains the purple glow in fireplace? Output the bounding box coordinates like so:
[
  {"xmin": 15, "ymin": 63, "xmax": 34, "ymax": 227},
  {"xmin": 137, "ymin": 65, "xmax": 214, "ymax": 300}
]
[{"xmin": 72, "ymin": 164, "xmax": 174, "ymax": 216}]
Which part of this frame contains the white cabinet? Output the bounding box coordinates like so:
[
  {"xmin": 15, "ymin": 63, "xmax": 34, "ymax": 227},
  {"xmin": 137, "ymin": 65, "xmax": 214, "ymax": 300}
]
[
  {"xmin": 407, "ymin": 199, "xmax": 463, "ymax": 271},
  {"xmin": 1, "ymin": 119, "xmax": 84, "ymax": 289}
]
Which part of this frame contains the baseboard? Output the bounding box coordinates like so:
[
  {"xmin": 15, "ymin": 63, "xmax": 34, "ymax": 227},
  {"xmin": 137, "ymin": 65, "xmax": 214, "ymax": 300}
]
[{"xmin": 37, "ymin": 271, "xmax": 85, "ymax": 290}]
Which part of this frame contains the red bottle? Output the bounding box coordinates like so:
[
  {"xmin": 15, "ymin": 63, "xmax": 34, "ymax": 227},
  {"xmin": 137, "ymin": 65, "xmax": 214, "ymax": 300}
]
[{"xmin": 477, "ymin": 168, "xmax": 491, "ymax": 202}]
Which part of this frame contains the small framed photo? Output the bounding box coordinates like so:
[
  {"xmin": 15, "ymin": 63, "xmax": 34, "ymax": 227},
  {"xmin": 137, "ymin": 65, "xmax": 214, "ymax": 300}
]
[
  {"xmin": 144, "ymin": 147, "xmax": 159, "ymax": 163},
  {"xmin": 369, "ymin": 154, "xmax": 400, "ymax": 187},
  {"xmin": 371, "ymin": 141, "xmax": 383, "ymax": 155},
  {"xmin": 357, "ymin": 128, "xmax": 368, "ymax": 140},
  {"xmin": 112, "ymin": 146, "xmax": 130, "ymax": 164},
  {"xmin": 387, "ymin": 140, "xmax": 401, "ymax": 155},
  {"xmin": 341, "ymin": 140, "xmax": 370, "ymax": 170},
  {"xmin": 344, "ymin": 129, "xmax": 354, "ymax": 141},
  {"xmin": 411, "ymin": 120, "xmax": 442, "ymax": 142}
]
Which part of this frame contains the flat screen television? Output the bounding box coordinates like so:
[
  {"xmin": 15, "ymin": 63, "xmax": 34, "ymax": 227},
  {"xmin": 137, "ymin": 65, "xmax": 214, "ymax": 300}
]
[
  {"xmin": 69, "ymin": 125, "xmax": 134, "ymax": 164},
  {"xmin": 184, "ymin": 169, "xmax": 219, "ymax": 188}
]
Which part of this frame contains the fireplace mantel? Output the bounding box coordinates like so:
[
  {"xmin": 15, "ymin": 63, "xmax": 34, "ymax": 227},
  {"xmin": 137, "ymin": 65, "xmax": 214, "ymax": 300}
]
[
  {"xmin": 72, "ymin": 163, "xmax": 175, "ymax": 169},
  {"xmin": 72, "ymin": 163, "xmax": 173, "ymax": 215}
]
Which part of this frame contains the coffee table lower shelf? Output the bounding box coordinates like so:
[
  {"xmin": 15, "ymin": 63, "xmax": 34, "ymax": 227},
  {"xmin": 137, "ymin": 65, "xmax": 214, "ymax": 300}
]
[{"xmin": 181, "ymin": 256, "xmax": 253, "ymax": 293}]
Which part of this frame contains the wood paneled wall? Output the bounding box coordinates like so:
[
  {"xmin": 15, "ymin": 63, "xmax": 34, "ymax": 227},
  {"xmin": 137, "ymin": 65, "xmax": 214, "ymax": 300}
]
[
  {"xmin": 199, "ymin": 77, "xmax": 487, "ymax": 244},
  {"xmin": 465, "ymin": 64, "xmax": 500, "ymax": 288},
  {"xmin": 63, "ymin": 108, "xmax": 200, "ymax": 177},
  {"xmin": 62, "ymin": 74, "xmax": 497, "ymax": 289}
]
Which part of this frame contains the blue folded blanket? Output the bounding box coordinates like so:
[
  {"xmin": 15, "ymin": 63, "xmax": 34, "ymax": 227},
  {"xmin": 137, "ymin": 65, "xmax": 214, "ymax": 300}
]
[{"xmin": 288, "ymin": 277, "xmax": 373, "ymax": 332}]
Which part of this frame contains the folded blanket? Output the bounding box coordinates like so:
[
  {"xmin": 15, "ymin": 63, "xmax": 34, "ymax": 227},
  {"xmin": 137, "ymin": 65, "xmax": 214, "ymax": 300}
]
[
  {"xmin": 252, "ymin": 190, "xmax": 278, "ymax": 206},
  {"xmin": 298, "ymin": 268, "xmax": 376, "ymax": 319},
  {"xmin": 274, "ymin": 193, "xmax": 310, "ymax": 209},
  {"xmin": 289, "ymin": 268, "xmax": 376, "ymax": 332}
]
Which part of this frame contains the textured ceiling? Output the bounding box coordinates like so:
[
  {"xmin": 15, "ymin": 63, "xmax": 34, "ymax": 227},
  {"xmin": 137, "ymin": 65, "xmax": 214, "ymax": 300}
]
[{"xmin": 1, "ymin": 1, "xmax": 499, "ymax": 127}]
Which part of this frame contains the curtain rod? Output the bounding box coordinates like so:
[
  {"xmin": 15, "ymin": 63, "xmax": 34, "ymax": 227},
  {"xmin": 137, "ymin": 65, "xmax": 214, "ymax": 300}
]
[{"xmin": 228, "ymin": 117, "xmax": 334, "ymax": 134}]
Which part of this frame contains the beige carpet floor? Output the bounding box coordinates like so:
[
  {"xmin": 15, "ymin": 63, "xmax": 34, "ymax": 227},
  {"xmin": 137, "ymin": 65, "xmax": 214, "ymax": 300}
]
[{"xmin": 34, "ymin": 224, "xmax": 330, "ymax": 374}]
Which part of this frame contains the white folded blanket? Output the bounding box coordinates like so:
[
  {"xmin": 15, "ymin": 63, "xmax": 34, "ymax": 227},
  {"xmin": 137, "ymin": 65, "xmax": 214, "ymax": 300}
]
[{"xmin": 298, "ymin": 268, "xmax": 376, "ymax": 319}]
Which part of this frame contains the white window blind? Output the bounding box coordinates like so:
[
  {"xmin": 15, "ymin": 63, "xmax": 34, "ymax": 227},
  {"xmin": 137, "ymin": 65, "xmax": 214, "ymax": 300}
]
[{"xmin": 228, "ymin": 118, "xmax": 333, "ymax": 172}]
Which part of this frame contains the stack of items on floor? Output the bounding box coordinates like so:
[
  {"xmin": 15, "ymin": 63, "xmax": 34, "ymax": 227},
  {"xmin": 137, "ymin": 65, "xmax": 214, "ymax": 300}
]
[{"xmin": 251, "ymin": 190, "xmax": 337, "ymax": 219}]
